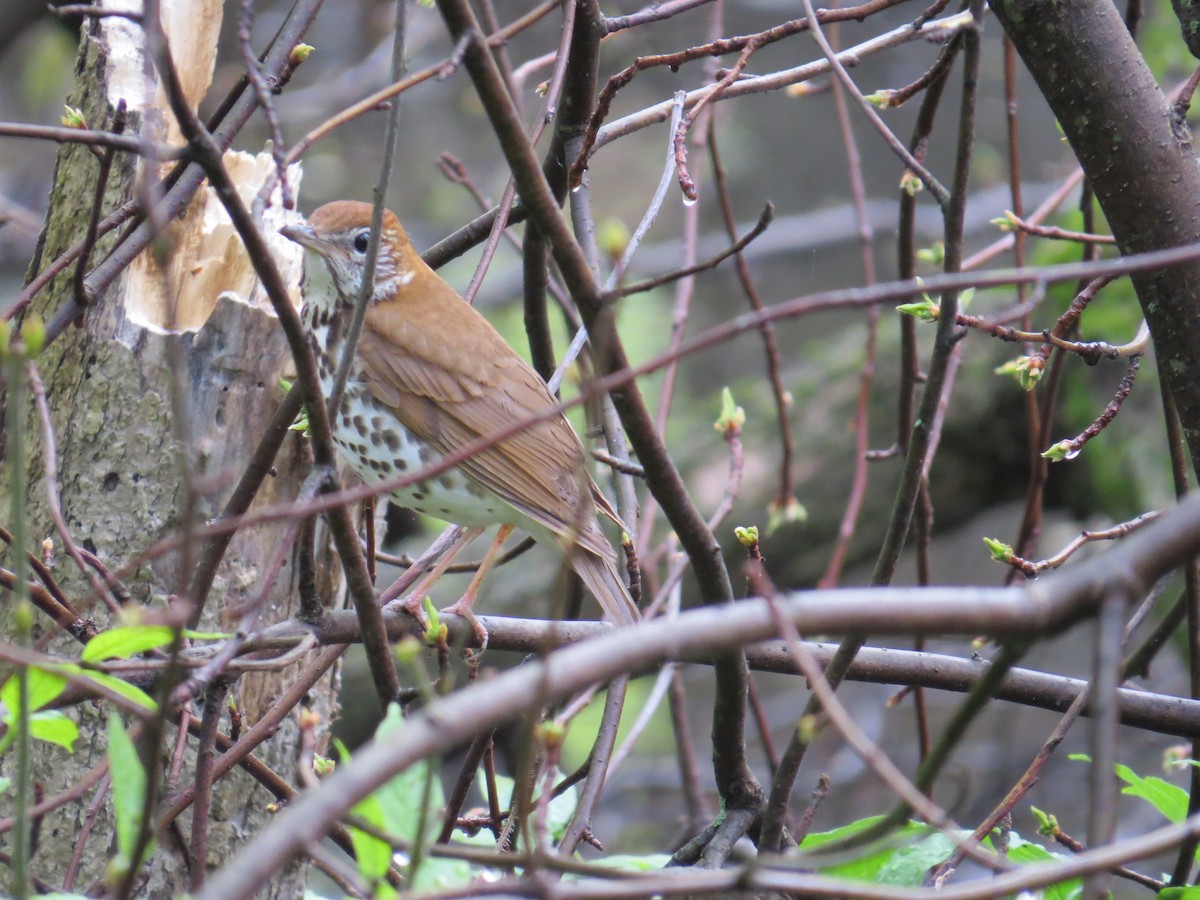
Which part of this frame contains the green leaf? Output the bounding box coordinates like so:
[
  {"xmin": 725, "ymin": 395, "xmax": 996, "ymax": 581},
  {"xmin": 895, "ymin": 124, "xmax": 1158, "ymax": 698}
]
[
  {"xmin": 1159, "ymin": 888, "xmax": 1200, "ymax": 900},
  {"xmin": 355, "ymin": 706, "xmax": 473, "ymax": 891},
  {"xmin": 799, "ymin": 817, "xmax": 928, "ymax": 882},
  {"xmin": 82, "ymin": 625, "xmax": 175, "ymax": 663},
  {"xmin": 107, "ymin": 714, "xmax": 153, "ymax": 867},
  {"xmin": 348, "ymin": 793, "xmax": 394, "ymax": 886},
  {"xmin": 29, "ymin": 711, "xmax": 78, "ymax": 751},
  {"xmin": 875, "ymin": 832, "xmax": 956, "ymax": 886},
  {"xmin": 183, "ymin": 630, "xmax": 232, "ymax": 641},
  {"xmin": 43, "ymin": 663, "xmax": 156, "ymax": 713},
  {"xmin": 2, "ymin": 666, "xmax": 67, "ymax": 716},
  {"xmin": 1115, "ymin": 763, "xmax": 1188, "ymax": 823},
  {"xmin": 373, "ymin": 706, "xmax": 444, "ymax": 843},
  {"xmin": 1001, "ymin": 835, "xmax": 1081, "ymax": 900},
  {"xmin": 0, "ymin": 667, "xmax": 69, "ymax": 753}
]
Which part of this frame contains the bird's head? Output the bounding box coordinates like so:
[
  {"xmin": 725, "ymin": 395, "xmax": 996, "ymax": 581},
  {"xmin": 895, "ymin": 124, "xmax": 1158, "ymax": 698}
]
[{"xmin": 280, "ymin": 201, "xmax": 417, "ymax": 303}]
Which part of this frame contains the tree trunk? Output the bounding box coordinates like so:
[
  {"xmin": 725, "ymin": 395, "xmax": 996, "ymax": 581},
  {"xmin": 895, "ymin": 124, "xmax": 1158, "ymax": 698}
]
[
  {"xmin": 0, "ymin": 3, "xmax": 335, "ymax": 894},
  {"xmin": 992, "ymin": 0, "xmax": 1200, "ymax": 473}
]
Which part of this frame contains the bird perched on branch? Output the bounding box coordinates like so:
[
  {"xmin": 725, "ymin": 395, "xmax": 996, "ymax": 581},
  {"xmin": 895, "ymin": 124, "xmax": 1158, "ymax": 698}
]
[{"xmin": 281, "ymin": 201, "xmax": 638, "ymax": 639}]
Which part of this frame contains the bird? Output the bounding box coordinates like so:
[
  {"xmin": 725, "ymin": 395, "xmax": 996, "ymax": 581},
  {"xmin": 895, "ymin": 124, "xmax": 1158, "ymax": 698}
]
[{"xmin": 280, "ymin": 201, "xmax": 639, "ymax": 639}]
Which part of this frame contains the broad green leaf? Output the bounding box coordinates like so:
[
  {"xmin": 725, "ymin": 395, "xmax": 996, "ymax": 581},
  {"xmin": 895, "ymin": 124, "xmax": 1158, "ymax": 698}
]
[
  {"xmin": 373, "ymin": 706, "xmax": 444, "ymax": 844},
  {"xmin": 29, "ymin": 711, "xmax": 78, "ymax": 751},
  {"xmin": 107, "ymin": 714, "xmax": 152, "ymax": 865},
  {"xmin": 372, "ymin": 706, "xmax": 472, "ymax": 891},
  {"xmin": 1000, "ymin": 833, "xmax": 1081, "ymax": 900},
  {"xmin": 349, "ymin": 793, "xmax": 394, "ymax": 887},
  {"xmin": 1115, "ymin": 763, "xmax": 1188, "ymax": 823},
  {"xmin": 1, "ymin": 667, "xmax": 67, "ymax": 716},
  {"xmin": 798, "ymin": 817, "xmax": 930, "ymax": 882},
  {"xmin": 0, "ymin": 668, "xmax": 70, "ymax": 754},
  {"xmin": 82, "ymin": 626, "xmax": 175, "ymax": 663},
  {"xmin": 876, "ymin": 832, "xmax": 956, "ymax": 886},
  {"xmin": 67, "ymin": 668, "xmax": 156, "ymax": 712},
  {"xmin": 1160, "ymin": 888, "xmax": 1200, "ymax": 900}
]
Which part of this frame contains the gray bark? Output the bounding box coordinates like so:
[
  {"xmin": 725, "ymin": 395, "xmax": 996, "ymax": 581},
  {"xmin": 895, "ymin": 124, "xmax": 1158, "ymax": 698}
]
[
  {"xmin": 992, "ymin": 0, "xmax": 1200, "ymax": 473},
  {"xmin": 0, "ymin": 4, "xmax": 337, "ymax": 895}
]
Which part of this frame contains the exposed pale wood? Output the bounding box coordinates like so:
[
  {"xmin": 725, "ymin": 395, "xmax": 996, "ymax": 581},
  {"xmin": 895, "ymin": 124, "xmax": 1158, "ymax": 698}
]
[{"xmin": 0, "ymin": 2, "xmax": 333, "ymax": 894}]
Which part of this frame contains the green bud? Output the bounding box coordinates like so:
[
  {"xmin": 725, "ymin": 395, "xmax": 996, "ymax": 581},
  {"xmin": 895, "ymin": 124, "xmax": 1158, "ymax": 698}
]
[
  {"xmin": 734, "ymin": 525, "xmax": 759, "ymax": 548},
  {"xmin": 899, "ymin": 169, "xmax": 923, "ymax": 196},
  {"xmin": 288, "ymin": 43, "xmax": 314, "ymax": 66},
  {"xmin": 864, "ymin": 89, "xmax": 896, "ymax": 109},
  {"xmin": 713, "ymin": 386, "xmax": 746, "ymax": 435},
  {"xmin": 395, "ymin": 635, "xmax": 422, "ymax": 664},
  {"xmin": 797, "ymin": 714, "xmax": 818, "ymax": 745},
  {"xmin": 995, "ymin": 356, "xmax": 1043, "ymax": 391},
  {"xmin": 895, "ymin": 298, "xmax": 940, "ymax": 322},
  {"xmin": 916, "ymin": 242, "xmax": 945, "ymax": 265},
  {"xmin": 1018, "ymin": 363, "xmax": 1043, "ymax": 392},
  {"xmin": 20, "ymin": 313, "xmax": 44, "ymax": 358},
  {"xmin": 982, "ymin": 537, "xmax": 1013, "ymax": 563},
  {"xmin": 13, "ymin": 601, "xmax": 33, "ymax": 633},
  {"xmin": 537, "ymin": 720, "xmax": 565, "ymax": 749},
  {"xmin": 312, "ymin": 753, "xmax": 335, "ymax": 776},
  {"xmin": 766, "ymin": 496, "xmax": 807, "ymax": 535},
  {"xmin": 1030, "ymin": 806, "xmax": 1056, "ymax": 836},
  {"xmin": 1041, "ymin": 440, "xmax": 1074, "ymax": 463},
  {"xmin": 61, "ymin": 105, "xmax": 87, "ymax": 129},
  {"xmin": 597, "ymin": 218, "xmax": 630, "ymax": 261}
]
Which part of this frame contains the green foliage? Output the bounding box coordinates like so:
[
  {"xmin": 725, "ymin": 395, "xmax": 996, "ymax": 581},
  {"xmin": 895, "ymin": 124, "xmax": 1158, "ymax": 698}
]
[
  {"xmin": 339, "ymin": 705, "xmax": 471, "ymax": 893},
  {"xmin": 106, "ymin": 714, "xmax": 154, "ymax": 881},
  {"xmin": 81, "ymin": 625, "xmax": 177, "ymax": 663},
  {"xmin": 0, "ymin": 668, "xmax": 77, "ymax": 753},
  {"xmin": 348, "ymin": 793, "xmax": 395, "ymax": 897},
  {"xmin": 1114, "ymin": 762, "xmax": 1189, "ymax": 823},
  {"xmin": 797, "ymin": 816, "xmax": 1080, "ymax": 896}
]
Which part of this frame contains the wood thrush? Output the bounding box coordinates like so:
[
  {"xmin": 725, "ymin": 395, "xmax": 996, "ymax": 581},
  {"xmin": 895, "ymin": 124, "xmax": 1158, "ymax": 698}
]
[{"xmin": 280, "ymin": 201, "xmax": 639, "ymax": 634}]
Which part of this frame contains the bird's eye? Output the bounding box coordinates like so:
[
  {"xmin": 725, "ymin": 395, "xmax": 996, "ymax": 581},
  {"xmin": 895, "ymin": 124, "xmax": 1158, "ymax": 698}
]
[{"xmin": 352, "ymin": 230, "xmax": 370, "ymax": 254}]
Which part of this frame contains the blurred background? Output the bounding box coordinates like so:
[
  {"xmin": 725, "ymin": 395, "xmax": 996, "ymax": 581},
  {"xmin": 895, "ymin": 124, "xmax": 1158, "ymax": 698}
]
[{"xmin": 2, "ymin": 0, "xmax": 1196, "ymax": 879}]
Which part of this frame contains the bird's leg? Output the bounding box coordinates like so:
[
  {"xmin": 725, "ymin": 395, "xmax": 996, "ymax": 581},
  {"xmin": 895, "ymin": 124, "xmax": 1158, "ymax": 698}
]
[
  {"xmin": 441, "ymin": 523, "xmax": 515, "ymax": 649},
  {"xmin": 399, "ymin": 525, "xmax": 485, "ymax": 626}
]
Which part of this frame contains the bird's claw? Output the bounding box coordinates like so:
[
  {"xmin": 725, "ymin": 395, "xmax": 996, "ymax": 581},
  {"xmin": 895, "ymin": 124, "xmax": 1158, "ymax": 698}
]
[
  {"xmin": 439, "ymin": 599, "xmax": 489, "ymax": 651},
  {"xmin": 400, "ymin": 593, "xmax": 430, "ymax": 632}
]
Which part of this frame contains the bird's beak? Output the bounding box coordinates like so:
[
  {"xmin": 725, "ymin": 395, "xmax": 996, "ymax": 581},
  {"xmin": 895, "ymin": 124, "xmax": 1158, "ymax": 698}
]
[{"xmin": 279, "ymin": 222, "xmax": 330, "ymax": 254}]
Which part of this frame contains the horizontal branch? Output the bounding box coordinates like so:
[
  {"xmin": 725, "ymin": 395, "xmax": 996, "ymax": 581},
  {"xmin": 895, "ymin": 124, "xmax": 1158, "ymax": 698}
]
[
  {"xmin": 0, "ymin": 121, "xmax": 181, "ymax": 157},
  {"xmin": 195, "ymin": 490, "xmax": 1200, "ymax": 898},
  {"xmin": 243, "ymin": 613, "xmax": 1200, "ymax": 738}
]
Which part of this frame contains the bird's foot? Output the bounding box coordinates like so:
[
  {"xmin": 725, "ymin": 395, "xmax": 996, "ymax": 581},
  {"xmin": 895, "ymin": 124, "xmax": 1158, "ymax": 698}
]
[
  {"xmin": 439, "ymin": 597, "xmax": 489, "ymax": 650},
  {"xmin": 400, "ymin": 592, "xmax": 431, "ymax": 633}
]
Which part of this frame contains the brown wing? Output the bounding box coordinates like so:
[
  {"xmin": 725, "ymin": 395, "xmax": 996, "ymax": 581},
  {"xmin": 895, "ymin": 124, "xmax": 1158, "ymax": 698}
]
[{"xmin": 357, "ymin": 293, "xmax": 610, "ymax": 558}]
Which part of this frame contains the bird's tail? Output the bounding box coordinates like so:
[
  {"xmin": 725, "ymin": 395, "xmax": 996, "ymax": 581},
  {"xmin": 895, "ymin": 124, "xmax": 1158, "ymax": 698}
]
[{"xmin": 573, "ymin": 549, "xmax": 640, "ymax": 626}]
